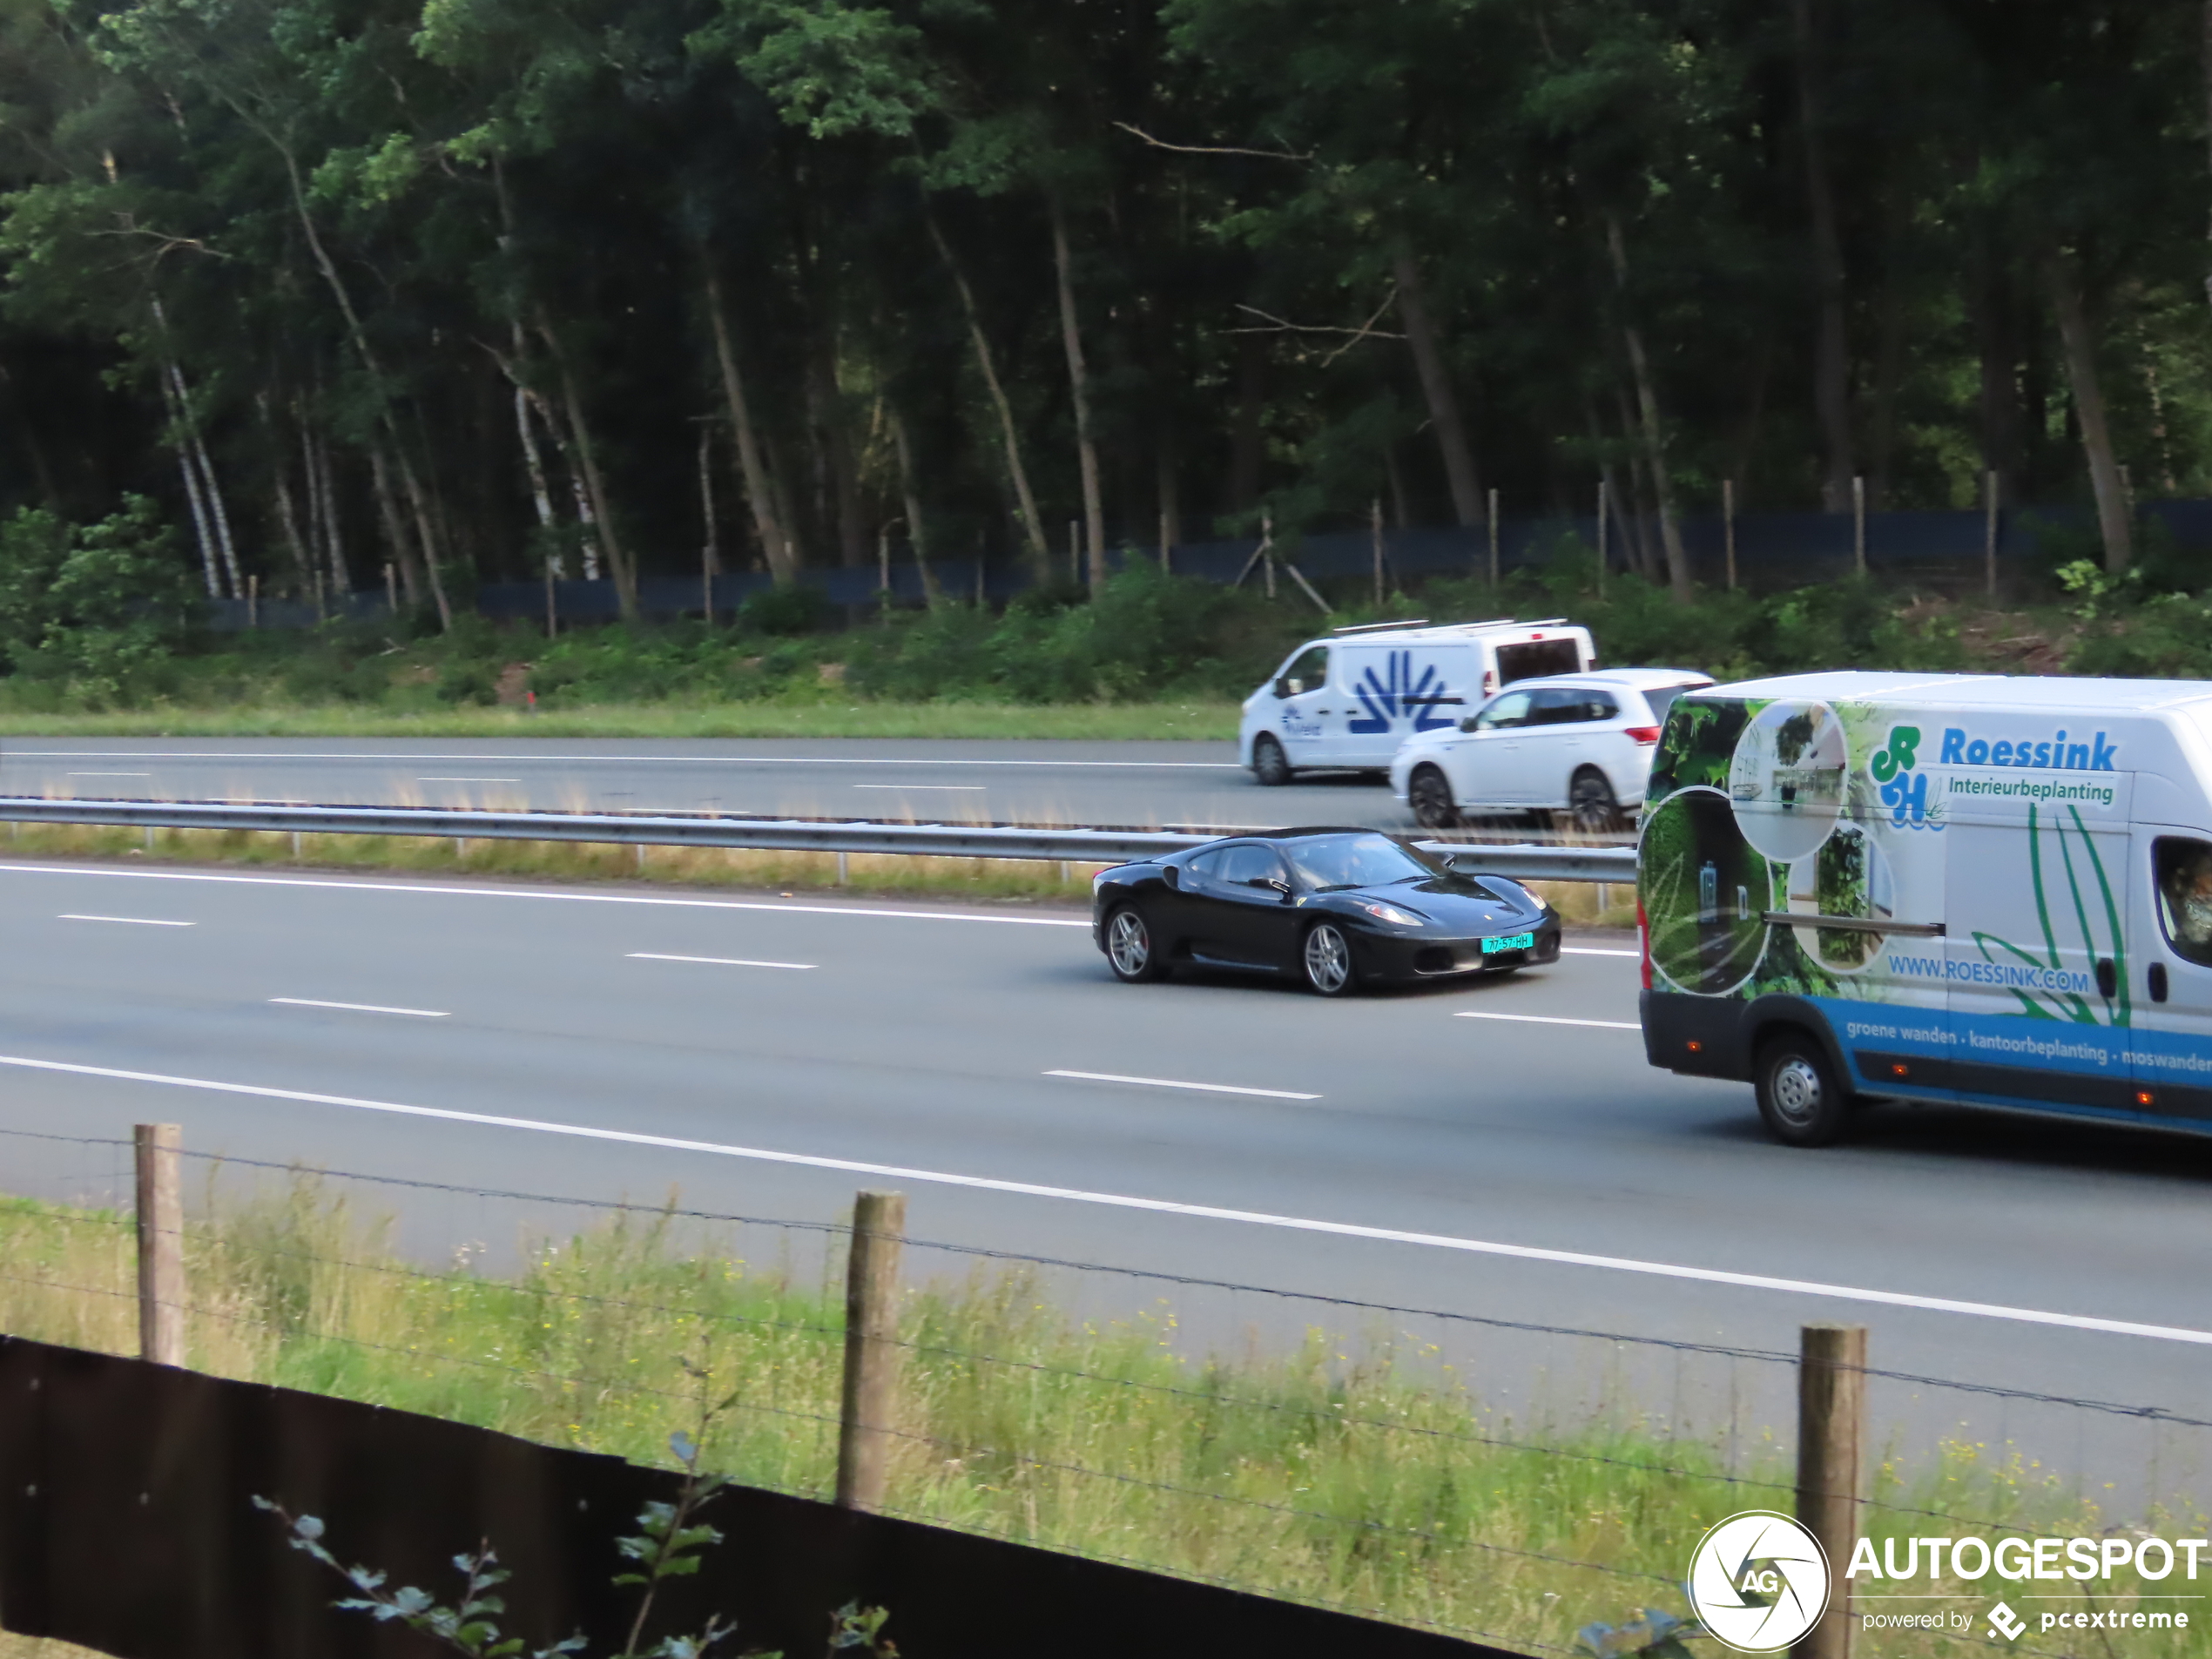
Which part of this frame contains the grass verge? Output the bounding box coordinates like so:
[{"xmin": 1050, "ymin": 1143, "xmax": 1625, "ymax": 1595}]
[
  {"xmin": 0, "ymin": 1183, "xmax": 2194, "ymax": 1656},
  {"xmin": 0, "ymin": 700, "xmax": 1244, "ymax": 741},
  {"xmin": 0, "ymin": 822, "xmax": 1637, "ymax": 926}
]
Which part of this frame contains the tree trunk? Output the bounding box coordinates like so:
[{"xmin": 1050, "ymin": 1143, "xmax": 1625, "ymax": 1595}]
[
  {"xmin": 925, "ymin": 209, "xmax": 1050, "ymax": 570},
  {"xmin": 268, "ymin": 141, "xmax": 449, "ymax": 629},
  {"xmin": 2203, "ymin": 0, "xmax": 2212, "ymax": 314},
  {"xmin": 1793, "ymin": 0, "xmax": 1855, "ymax": 512},
  {"xmin": 1392, "ymin": 250, "xmax": 1483, "ymax": 527},
  {"xmin": 1606, "ymin": 216, "xmax": 1693, "ymax": 601},
  {"xmin": 1969, "ymin": 223, "xmax": 2022, "ymax": 499},
  {"xmin": 307, "ymin": 421, "xmax": 347, "ymax": 592},
  {"xmin": 890, "ymin": 408, "xmax": 939, "ymax": 607},
  {"xmin": 2045, "ymin": 249, "xmax": 2133, "ymax": 573},
  {"xmin": 514, "ymin": 386, "xmax": 557, "ymax": 532},
  {"xmin": 705, "ymin": 270, "xmax": 799, "ymax": 584},
  {"xmin": 158, "ymin": 366, "xmax": 221, "ymax": 597},
  {"xmin": 539, "ymin": 323, "xmax": 636, "ymax": 617},
  {"xmin": 813, "ymin": 346, "xmax": 867, "ymax": 570},
  {"xmin": 1156, "ymin": 427, "xmax": 1182, "ymax": 553},
  {"xmin": 368, "ymin": 444, "xmax": 421, "ymax": 607},
  {"xmin": 161, "ymin": 353, "xmax": 241, "ymax": 600},
  {"xmin": 1227, "ymin": 330, "xmax": 1266, "ymax": 515},
  {"xmin": 1049, "ymin": 197, "xmax": 1109, "ymax": 594}
]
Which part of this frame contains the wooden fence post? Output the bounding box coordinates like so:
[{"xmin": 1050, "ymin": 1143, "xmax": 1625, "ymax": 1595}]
[
  {"xmin": 835, "ymin": 1189, "xmax": 907, "ymax": 1513},
  {"xmin": 1793, "ymin": 1323, "xmax": 1865, "ymax": 1659},
  {"xmin": 1851, "ymin": 475, "xmax": 1866, "ymax": 578},
  {"xmin": 135, "ymin": 1123, "xmax": 185, "ymax": 1367}
]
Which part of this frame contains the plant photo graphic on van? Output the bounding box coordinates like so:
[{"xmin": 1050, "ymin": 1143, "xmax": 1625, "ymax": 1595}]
[{"xmin": 1966, "ymin": 803, "xmax": 2129, "ymax": 1029}]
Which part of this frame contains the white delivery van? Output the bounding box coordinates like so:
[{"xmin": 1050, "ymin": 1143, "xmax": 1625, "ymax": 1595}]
[
  {"xmin": 1242, "ymin": 619, "xmax": 1596, "ymax": 784},
  {"xmin": 1640, "ymin": 671, "xmax": 2212, "ymax": 1148}
]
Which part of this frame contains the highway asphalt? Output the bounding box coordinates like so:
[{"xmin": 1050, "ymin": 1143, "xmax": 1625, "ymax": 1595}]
[
  {"xmin": 0, "ymin": 736, "xmax": 1409, "ymax": 831},
  {"xmin": 0, "ymin": 855, "xmax": 2206, "ymax": 1501}
]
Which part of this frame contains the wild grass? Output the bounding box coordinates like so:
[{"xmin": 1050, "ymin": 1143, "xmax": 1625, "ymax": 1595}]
[
  {"xmin": 0, "ymin": 1184, "xmax": 2195, "ymax": 1656},
  {"xmin": 0, "ymin": 699, "xmax": 1244, "ymax": 741},
  {"xmin": 0, "ymin": 821, "xmax": 1635, "ymax": 927}
]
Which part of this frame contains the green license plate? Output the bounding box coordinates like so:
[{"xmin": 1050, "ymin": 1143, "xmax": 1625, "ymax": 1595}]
[{"xmin": 1481, "ymin": 932, "xmax": 1535, "ymax": 954}]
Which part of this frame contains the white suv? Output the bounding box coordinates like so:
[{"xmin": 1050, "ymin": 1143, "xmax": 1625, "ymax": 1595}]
[{"xmin": 1388, "ymin": 669, "xmax": 1712, "ymax": 832}]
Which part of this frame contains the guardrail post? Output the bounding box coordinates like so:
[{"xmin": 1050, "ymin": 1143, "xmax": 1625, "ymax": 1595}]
[
  {"xmin": 834, "ymin": 1189, "xmax": 907, "ymax": 1513},
  {"xmin": 135, "ymin": 1123, "xmax": 185, "ymax": 1367},
  {"xmin": 1793, "ymin": 1322, "xmax": 1865, "ymax": 1659}
]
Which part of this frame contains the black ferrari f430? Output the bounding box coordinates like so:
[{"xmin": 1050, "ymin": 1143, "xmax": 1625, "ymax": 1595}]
[{"xmin": 1090, "ymin": 828, "xmax": 1561, "ymax": 996}]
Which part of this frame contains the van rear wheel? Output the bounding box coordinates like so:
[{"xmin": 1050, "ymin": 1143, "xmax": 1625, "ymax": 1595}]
[
  {"xmin": 1754, "ymin": 1031, "xmax": 1851, "ymax": 1147},
  {"xmin": 1252, "ymin": 734, "xmax": 1291, "ymax": 786}
]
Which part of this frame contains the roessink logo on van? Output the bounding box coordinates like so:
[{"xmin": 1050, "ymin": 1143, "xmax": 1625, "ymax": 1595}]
[
  {"xmin": 1868, "ymin": 725, "xmax": 1929, "ymax": 827},
  {"xmin": 1686, "ymin": 1511, "xmax": 1831, "ymax": 1652}
]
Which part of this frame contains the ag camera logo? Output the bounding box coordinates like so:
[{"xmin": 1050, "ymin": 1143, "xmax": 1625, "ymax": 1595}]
[{"xmin": 1688, "ymin": 1511, "xmax": 1831, "ymax": 1652}]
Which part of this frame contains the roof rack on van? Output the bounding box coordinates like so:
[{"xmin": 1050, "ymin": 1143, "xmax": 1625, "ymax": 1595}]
[{"xmin": 1331, "ymin": 618, "xmax": 1431, "ymax": 635}]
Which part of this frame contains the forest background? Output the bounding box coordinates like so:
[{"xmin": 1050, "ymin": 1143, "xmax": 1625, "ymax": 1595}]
[{"xmin": 0, "ymin": 0, "xmax": 2206, "ymax": 723}]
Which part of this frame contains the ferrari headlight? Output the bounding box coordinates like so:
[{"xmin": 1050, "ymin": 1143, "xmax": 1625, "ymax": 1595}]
[{"xmin": 1358, "ymin": 901, "xmax": 1427, "ymax": 927}]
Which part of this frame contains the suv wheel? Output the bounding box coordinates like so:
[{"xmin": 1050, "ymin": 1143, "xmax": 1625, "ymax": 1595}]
[
  {"xmin": 1755, "ymin": 1031, "xmax": 1852, "ymax": 1147},
  {"xmin": 1409, "ymin": 765, "xmax": 1460, "ymax": 830},
  {"xmin": 1252, "ymin": 734, "xmax": 1291, "ymax": 786},
  {"xmin": 1567, "ymin": 768, "xmax": 1623, "ymax": 835}
]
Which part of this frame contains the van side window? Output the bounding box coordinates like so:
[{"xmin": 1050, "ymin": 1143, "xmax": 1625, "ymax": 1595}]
[
  {"xmin": 2155, "ymin": 838, "xmax": 2212, "ymax": 968},
  {"xmin": 1278, "ymin": 646, "xmax": 1330, "ymax": 696},
  {"xmin": 1495, "ymin": 639, "xmax": 1585, "ymax": 684}
]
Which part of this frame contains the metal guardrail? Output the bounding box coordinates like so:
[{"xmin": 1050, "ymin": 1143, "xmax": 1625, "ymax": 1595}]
[{"xmin": 0, "ymin": 796, "xmax": 1640, "ymax": 882}]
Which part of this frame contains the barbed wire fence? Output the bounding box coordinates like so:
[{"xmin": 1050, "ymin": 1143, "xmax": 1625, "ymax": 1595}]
[{"xmin": 0, "ymin": 1119, "xmax": 2203, "ymax": 1657}]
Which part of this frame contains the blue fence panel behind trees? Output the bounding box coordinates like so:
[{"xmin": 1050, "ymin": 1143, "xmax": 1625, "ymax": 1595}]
[{"xmin": 213, "ymin": 500, "xmax": 2212, "ymax": 631}]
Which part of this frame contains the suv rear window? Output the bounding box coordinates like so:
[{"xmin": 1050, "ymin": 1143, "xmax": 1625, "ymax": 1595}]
[
  {"xmin": 1496, "ymin": 639, "xmax": 1584, "ymax": 684},
  {"xmin": 1642, "ymin": 685, "xmax": 1694, "ymax": 725}
]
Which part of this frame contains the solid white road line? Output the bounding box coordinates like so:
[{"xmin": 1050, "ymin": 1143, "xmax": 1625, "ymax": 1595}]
[
  {"xmin": 1563, "ymin": 948, "xmax": 1639, "ymax": 958},
  {"xmin": 57, "ymin": 914, "xmax": 194, "ymax": 927},
  {"xmin": 9, "ymin": 750, "xmax": 1238, "ymax": 769},
  {"xmin": 269, "ymin": 998, "xmax": 450, "ymax": 1018},
  {"xmin": 1458, "ymin": 1011, "xmax": 1640, "ymax": 1030},
  {"xmin": 1045, "ymin": 1069, "xmax": 1320, "ymax": 1101},
  {"xmin": 0, "ymin": 864, "xmax": 1092, "ymax": 926},
  {"xmin": 850, "ymin": 783, "xmax": 988, "ymax": 791},
  {"xmin": 628, "ymin": 953, "xmax": 815, "ymax": 970},
  {"xmin": 64, "ymin": 771, "xmax": 152, "ymax": 777},
  {"xmin": 0, "ymin": 1048, "xmax": 2201, "ymax": 1346},
  {"xmin": 417, "ymin": 777, "xmax": 522, "ymax": 783}
]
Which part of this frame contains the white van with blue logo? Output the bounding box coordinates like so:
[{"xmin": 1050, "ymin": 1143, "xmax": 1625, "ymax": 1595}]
[
  {"xmin": 1640, "ymin": 671, "xmax": 2212, "ymax": 1147},
  {"xmin": 1243, "ymin": 619, "xmax": 1596, "ymax": 785}
]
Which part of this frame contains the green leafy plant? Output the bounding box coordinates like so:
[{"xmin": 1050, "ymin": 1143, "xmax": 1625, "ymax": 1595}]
[{"xmin": 258, "ymin": 1410, "xmax": 894, "ymax": 1659}]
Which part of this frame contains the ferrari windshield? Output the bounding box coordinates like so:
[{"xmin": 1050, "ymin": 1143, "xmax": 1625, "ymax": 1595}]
[{"xmin": 1281, "ymin": 833, "xmax": 1436, "ymax": 893}]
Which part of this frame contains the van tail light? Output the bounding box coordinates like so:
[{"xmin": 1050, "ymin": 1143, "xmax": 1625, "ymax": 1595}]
[
  {"xmin": 1638, "ymin": 897, "xmax": 1652, "ymax": 990},
  {"xmin": 1624, "ymin": 725, "xmax": 1662, "ymax": 745},
  {"xmin": 1481, "ymin": 669, "xmax": 1496, "ymax": 696}
]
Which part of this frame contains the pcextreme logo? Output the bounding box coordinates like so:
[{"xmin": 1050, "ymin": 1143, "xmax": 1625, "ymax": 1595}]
[{"xmin": 1686, "ymin": 1512, "xmax": 1830, "ymax": 1653}]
